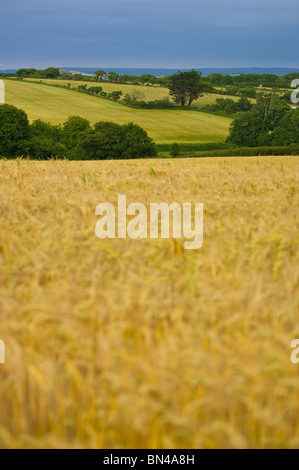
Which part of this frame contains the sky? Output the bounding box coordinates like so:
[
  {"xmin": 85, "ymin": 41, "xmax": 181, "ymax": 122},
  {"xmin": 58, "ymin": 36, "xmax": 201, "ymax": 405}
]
[{"xmin": 0, "ymin": 0, "xmax": 298, "ymax": 70}]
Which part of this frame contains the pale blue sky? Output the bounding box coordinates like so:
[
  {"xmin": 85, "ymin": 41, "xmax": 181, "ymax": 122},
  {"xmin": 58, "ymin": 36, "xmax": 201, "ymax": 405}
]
[{"xmin": 0, "ymin": 0, "xmax": 298, "ymax": 69}]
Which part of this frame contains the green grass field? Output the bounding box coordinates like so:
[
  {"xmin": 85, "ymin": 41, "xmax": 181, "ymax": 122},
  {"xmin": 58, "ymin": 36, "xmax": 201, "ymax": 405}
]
[
  {"xmin": 22, "ymin": 77, "xmax": 243, "ymax": 107},
  {"xmin": 4, "ymin": 80, "xmax": 231, "ymax": 143}
]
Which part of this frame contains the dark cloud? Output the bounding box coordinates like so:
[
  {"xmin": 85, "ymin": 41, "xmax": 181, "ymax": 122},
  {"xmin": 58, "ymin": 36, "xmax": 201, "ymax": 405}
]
[{"xmin": 0, "ymin": 0, "xmax": 298, "ymax": 68}]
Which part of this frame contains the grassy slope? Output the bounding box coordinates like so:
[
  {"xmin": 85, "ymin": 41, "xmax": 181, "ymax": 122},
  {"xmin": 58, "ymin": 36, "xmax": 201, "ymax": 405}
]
[
  {"xmin": 23, "ymin": 77, "xmax": 242, "ymax": 107},
  {"xmin": 5, "ymin": 80, "xmax": 231, "ymax": 143}
]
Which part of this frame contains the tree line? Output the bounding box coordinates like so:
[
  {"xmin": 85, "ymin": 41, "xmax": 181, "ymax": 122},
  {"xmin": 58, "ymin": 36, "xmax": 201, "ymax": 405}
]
[
  {"xmin": 0, "ymin": 105, "xmax": 157, "ymax": 160},
  {"xmin": 227, "ymin": 94, "xmax": 299, "ymax": 147},
  {"xmin": 2, "ymin": 68, "xmax": 297, "ymax": 93}
]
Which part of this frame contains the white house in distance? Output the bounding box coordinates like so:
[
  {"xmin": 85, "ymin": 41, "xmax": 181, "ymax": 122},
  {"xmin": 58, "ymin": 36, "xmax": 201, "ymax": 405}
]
[
  {"xmin": 0, "ymin": 80, "xmax": 4, "ymax": 104},
  {"xmin": 59, "ymin": 68, "xmax": 95, "ymax": 78}
]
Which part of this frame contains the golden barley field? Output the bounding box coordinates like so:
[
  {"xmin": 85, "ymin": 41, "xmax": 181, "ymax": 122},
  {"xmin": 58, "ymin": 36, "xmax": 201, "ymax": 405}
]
[{"xmin": 0, "ymin": 156, "xmax": 298, "ymax": 449}]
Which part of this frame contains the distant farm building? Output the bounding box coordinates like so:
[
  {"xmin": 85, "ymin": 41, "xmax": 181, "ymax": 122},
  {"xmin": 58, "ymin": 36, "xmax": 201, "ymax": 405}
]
[{"xmin": 59, "ymin": 68, "xmax": 95, "ymax": 78}]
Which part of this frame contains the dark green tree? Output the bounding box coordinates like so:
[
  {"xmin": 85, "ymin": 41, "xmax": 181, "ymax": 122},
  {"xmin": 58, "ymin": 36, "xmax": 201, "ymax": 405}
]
[
  {"xmin": 170, "ymin": 143, "xmax": 180, "ymax": 157},
  {"xmin": 82, "ymin": 122, "xmax": 125, "ymax": 160},
  {"xmin": 271, "ymin": 110, "xmax": 299, "ymax": 145},
  {"xmin": 237, "ymin": 97, "xmax": 253, "ymax": 112},
  {"xmin": 227, "ymin": 94, "xmax": 290, "ymax": 147},
  {"xmin": 107, "ymin": 72, "xmax": 119, "ymax": 83},
  {"xmin": 227, "ymin": 113, "xmax": 260, "ymax": 147},
  {"xmin": 28, "ymin": 119, "xmax": 66, "ymax": 159},
  {"xmin": 239, "ymin": 88, "xmax": 257, "ymax": 99},
  {"xmin": 168, "ymin": 70, "xmax": 208, "ymax": 106},
  {"xmin": 28, "ymin": 137, "xmax": 67, "ymax": 159},
  {"xmin": 30, "ymin": 119, "xmax": 62, "ymax": 141},
  {"xmin": 120, "ymin": 123, "xmax": 156, "ymax": 159},
  {"xmin": 16, "ymin": 68, "xmax": 37, "ymax": 77},
  {"xmin": 40, "ymin": 67, "xmax": 60, "ymax": 79},
  {"xmin": 62, "ymin": 116, "xmax": 91, "ymax": 157},
  {"xmin": 139, "ymin": 74, "xmax": 156, "ymax": 84},
  {"xmin": 81, "ymin": 121, "xmax": 156, "ymax": 159},
  {"xmin": 0, "ymin": 104, "xmax": 30, "ymax": 157},
  {"xmin": 255, "ymin": 94, "xmax": 289, "ymax": 132},
  {"xmin": 95, "ymin": 70, "xmax": 106, "ymax": 81}
]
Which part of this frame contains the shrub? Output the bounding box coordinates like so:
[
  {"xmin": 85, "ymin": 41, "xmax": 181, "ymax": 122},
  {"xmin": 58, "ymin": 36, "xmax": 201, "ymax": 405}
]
[
  {"xmin": 201, "ymin": 97, "xmax": 252, "ymax": 117},
  {"xmin": 108, "ymin": 91, "xmax": 123, "ymax": 101},
  {"xmin": 121, "ymin": 95, "xmax": 174, "ymax": 109},
  {"xmin": 157, "ymin": 142, "xmax": 234, "ymax": 154},
  {"xmin": 88, "ymin": 86, "xmax": 103, "ymax": 95},
  {"xmin": 77, "ymin": 85, "xmax": 88, "ymax": 92},
  {"xmin": 146, "ymin": 98, "xmax": 174, "ymax": 109},
  {"xmin": 170, "ymin": 143, "xmax": 180, "ymax": 157},
  {"xmin": 195, "ymin": 146, "xmax": 299, "ymax": 157}
]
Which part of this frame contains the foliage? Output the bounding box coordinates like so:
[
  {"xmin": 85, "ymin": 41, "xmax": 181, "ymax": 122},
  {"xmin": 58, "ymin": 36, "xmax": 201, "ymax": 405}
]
[
  {"xmin": 77, "ymin": 85, "xmax": 88, "ymax": 92},
  {"xmin": 120, "ymin": 122, "xmax": 157, "ymax": 158},
  {"xmin": 227, "ymin": 94, "xmax": 291, "ymax": 146},
  {"xmin": 1, "ymin": 80, "xmax": 234, "ymax": 143},
  {"xmin": 170, "ymin": 143, "xmax": 180, "ymax": 157},
  {"xmin": 94, "ymin": 70, "xmax": 106, "ymax": 81},
  {"xmin": 28, "ymin": 137, "xmax": 67, "ymax": 159},
  {"xmin": 156, "ymin": 142, "xmax": 234, "ymax": 154},
  {"xmin": 121, "ymin": 94, "xmax": 174, "ymax": 109},
  {"xmin": 16, "ymin": 67, "xmax": 60, "ymax": 79},
  {"xmin": 81, "ymin": 122, "xmax": 125, "ymax": 160},
  {"xmin": 88, "ymin": 86, "xmax": 103, "ymax": 95},
  {"xmin": 196, "ymin": 145, "xmax": 299, "ymax": 157},
  {"xmin": 168, "ymin": 69, "xmax": 208, "ymax": 106},
  {"xmin": 81, "ymin": 121, "xmax": 156, "ymax": 159},
  {"xmin": 239, "ymin": 88, "xmax": 257, "ymax": 99},
  {"xmin": 30, "ymin": 119, "xmax": 63, "ymax": 141},
  {"xmin": 107, "ymin": 71, "xmax": 120, "ymax": 82},
  {"xmin": 28, "ymin": 119, "xmax": 66, "ymax": 159},
  {"xmin": 0, "ymin": 104, "xmax": 30, "ymax": 157},
  {"xmin": 271, "ymin": 110, "xmax": 299, "ymax": 145},
  {"xmin": 62, "ymin": 115, "xmax": 92, "ymax": 150},
  {"xmin": 201, "ymin": 97, "xmax": 253, "ymax": 117},
  {"xmin": 107, "ymin": 90, "xmax": 123, "ymax": 101}
]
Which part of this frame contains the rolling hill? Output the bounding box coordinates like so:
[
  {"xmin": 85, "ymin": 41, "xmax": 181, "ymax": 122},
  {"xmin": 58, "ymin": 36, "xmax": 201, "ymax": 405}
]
[
  {"xmin": 4, "ymin": 80, "xmax": 232, "ymax": 144},
  {"xmin": 22, "ymin": 77, "xmax": 244, "ymax": 107}
]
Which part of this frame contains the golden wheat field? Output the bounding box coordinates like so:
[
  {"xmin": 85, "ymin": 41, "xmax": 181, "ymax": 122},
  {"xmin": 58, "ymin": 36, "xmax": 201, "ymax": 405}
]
[{"xmin": 0, "ymin": 156, "xmax": 298, "ymax": 449}]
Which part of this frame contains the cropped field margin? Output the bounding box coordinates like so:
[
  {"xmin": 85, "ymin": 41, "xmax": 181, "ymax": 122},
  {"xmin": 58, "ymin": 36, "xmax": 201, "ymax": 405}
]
[{"xmin": 95, "ymin": 195, "xmax": 203, "ymax": 250}]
